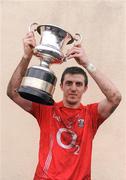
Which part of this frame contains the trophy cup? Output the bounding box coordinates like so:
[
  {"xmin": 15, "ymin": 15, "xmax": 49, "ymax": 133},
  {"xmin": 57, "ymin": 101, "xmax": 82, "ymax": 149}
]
[{"xmin": 18, "ymin": 23, "xmax": 82, "ymax": 105}]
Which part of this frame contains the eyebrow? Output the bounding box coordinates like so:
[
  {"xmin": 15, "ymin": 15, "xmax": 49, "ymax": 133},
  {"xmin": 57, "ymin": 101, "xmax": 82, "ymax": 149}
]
[{"xmin": 65, "ymin": 80, "xmax": 84, "ymax": 85}]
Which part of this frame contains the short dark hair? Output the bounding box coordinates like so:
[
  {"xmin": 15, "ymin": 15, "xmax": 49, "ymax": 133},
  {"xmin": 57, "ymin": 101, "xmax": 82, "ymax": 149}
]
[{"xmin": 61, "ymin": 66, "xmax": 88, "ymax": 87}]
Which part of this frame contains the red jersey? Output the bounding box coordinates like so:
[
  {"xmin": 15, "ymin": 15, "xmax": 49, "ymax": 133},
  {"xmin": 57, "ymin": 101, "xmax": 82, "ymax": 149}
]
[{"xmin": 31, "ymin": 101, "xmax": 104, "ymax": 180}]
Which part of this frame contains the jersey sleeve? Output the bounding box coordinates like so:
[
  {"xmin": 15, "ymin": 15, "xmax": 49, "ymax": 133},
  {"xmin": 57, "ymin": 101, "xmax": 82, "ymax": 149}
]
[
  {"xmin": 87, "ymin": 103, "xmax": 105, "ymax": 137},
  {"xmin": 31, "ymin": 102, "xmax": 41, "ymax": 126},
  {"xmin": 31, "ymin": 102, "xmax": 52, "ymax": 127}
]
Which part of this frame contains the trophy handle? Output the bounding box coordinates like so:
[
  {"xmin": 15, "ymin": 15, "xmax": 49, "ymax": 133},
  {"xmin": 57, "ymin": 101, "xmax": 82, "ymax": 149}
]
[
  {"xmin": 28, "ymin": 23, "xmax": 38, "ymax": 32},
  {"xmin": 62, "ymin": 33, "xmax": 82, "ymax": 62},
  {"xmin": 73, "ymin": 33, "xmax": 82, "ymax": 45}
]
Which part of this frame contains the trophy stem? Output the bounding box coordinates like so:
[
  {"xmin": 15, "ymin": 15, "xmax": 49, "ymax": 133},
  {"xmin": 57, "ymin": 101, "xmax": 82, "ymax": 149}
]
[
  {"xmin": 40, "ymin": 55, "xmax": 52, "ymax": 68},
  {"xmin": 40, "ymin": 60, "xmax": 50, "ymax": 68}
]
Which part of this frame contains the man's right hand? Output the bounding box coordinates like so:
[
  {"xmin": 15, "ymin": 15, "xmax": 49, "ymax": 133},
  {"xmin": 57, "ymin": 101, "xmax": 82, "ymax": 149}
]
[{"xmin": 23, "ymin": 32, "xmax": 36, "ymax": 60}]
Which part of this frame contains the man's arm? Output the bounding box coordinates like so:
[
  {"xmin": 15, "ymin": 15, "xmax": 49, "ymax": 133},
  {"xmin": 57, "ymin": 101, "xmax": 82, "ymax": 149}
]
[
  {"xmin": 7, "ymin": 32, "xmax": 36, "ymax": 113},
  {"xmin": 66, "ymin": 44, "xmax": 122, "ymax": 120},
  {"xmin": 85, "ymin": 65, "xmax": 122, "ymax": 119}
]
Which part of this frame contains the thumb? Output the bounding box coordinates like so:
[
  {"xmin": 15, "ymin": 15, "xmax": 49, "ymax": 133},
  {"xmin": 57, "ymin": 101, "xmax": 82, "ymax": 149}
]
[{"xmin": 74, "ymin": 43, "xmax": 81, "ymax": 47}]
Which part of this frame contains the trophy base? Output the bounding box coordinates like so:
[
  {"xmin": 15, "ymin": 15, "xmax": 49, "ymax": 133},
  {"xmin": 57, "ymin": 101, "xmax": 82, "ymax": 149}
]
[{"xmin": 18, "ymin": 86, "xmax": 54, "ymax": 105}]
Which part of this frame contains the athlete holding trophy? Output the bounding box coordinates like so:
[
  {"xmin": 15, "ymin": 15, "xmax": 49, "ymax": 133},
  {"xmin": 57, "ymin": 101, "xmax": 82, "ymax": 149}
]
[{"xmin": 7, "ymin": 23, "xmax": 121, "ymax": 180}]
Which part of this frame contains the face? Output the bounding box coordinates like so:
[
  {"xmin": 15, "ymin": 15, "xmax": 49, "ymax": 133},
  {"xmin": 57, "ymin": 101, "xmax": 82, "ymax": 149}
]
[{"xmin": 60, "ymin": 73, "xmax": 87, "ymax": 107}]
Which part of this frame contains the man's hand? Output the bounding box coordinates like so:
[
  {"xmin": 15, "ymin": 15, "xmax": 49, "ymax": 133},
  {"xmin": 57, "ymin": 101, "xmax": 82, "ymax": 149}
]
[
  {"xmin": 23, "ymin": 32, "xmax": 36, "ymax": 60},
  {"xmin": 66, "ymin": 44, "xmax": 89, "ymax": 68}
]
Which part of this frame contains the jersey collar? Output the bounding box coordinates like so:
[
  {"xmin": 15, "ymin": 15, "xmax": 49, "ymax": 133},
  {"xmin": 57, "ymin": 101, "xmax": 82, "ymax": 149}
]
[{"xmin": 55, "ymin": 101, "xmax": 84, "ymax": 110}]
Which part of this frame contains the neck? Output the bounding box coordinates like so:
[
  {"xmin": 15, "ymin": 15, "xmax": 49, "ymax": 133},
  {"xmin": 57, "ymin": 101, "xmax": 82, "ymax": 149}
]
[{"xmin": 63, "ymin": 100, "xmax": 81, "ymax": 109}]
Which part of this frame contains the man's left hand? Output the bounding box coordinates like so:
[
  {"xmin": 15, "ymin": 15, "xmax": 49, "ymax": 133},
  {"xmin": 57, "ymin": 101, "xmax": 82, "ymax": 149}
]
[{"xmin": 66, "ymin": 44, "xmax": 89, "ymax": 68}]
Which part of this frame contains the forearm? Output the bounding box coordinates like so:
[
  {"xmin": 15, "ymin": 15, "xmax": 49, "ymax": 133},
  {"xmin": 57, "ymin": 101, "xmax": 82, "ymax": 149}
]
[
  {"xmin": 7, "ymin": 56, "xmax": 31, "ymax": 99},
  {"xmin": 84, "ymin": 62, "xmax": 122, "ymax": 105}
]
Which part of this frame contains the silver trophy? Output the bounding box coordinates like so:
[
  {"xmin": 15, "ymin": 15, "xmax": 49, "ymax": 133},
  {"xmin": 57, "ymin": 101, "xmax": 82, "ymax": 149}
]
[{"xmin": 18, "ymin": 23, "xmax": 82, "ymax": 105}]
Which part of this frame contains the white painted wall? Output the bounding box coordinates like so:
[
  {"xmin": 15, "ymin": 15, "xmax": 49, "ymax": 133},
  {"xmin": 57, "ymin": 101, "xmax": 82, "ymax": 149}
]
[{"xmin": 1, "ymin": 0, "xmax": 126, "ymax": 179}]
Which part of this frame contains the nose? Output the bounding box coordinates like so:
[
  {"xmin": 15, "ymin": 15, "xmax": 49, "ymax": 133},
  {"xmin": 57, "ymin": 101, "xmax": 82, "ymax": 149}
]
[{"xmin": 70, "ymin": 83, "xmax": 77, "ymax": 91}]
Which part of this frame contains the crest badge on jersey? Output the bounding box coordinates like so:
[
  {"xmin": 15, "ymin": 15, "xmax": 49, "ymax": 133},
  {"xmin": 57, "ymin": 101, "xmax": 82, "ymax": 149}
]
[{"xmin": 78, "ymin": 118, "xmax": 84, "ymax": 128}]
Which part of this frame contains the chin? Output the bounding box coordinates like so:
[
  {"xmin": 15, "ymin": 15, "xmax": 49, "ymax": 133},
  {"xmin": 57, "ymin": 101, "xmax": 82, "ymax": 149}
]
[{"xmin": 67, "ymin": 99, "xmax": 78, "ymax": 105}]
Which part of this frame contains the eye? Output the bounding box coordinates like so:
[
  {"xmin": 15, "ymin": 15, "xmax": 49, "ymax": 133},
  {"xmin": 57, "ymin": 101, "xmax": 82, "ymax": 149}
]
[
  {"xmin": 65, "ymin": 81, "xmax": 73, "ymax": 86},
  {"xmin": 76, "ymin": 82, "xmax": 83, "ymax": 87}
]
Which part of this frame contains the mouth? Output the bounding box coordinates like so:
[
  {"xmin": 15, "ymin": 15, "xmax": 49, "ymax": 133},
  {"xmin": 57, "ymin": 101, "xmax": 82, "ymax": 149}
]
[{"xmin": 68, "ymin": 94, "xmax": 77, "ymax": 96}]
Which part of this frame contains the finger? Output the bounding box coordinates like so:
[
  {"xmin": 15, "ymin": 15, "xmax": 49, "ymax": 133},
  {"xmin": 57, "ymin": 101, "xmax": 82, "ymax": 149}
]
[
  {"xmin": 25, "ymin": 35, "xmax": 35, "ymax": 41},
  {"xmin": 24, "ymin": 39, "xmax": 36, "ymax": 48},
  {"xmin": 24, "ymin": 34, "xmax": 36, "ymax": 46},
  {"xmin": 26, "ymin": 31, "xmax": 34, "ymax": 37},
  {"xmin": 67, "ymin": 53, "xmax": 80, "ymax": 59},
  {"xmin": 67, "ymin": 46, "xmax": 81, "ymax": 52},
  {"xmin": 24, "ymin": 33, "xmax": 35, "ymax": 40},
  {"xmin": 66, "ymin": 48, "xmax": 80, "ymax": 57},
  {"xmin": 33, "ymin": 52, "xmax": 41, "ymax": 57},
  {"xmin": 24, "ymin": 38, "xmax": 35, "ymax": 44},
  {"xmin": 74, "ymin": 42, "xmax": 81, "ymax": 47}
]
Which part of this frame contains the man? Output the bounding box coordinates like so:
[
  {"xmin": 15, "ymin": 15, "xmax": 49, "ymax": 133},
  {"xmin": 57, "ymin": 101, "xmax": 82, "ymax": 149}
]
[{"xmin": 7, "ymin": 31, "xmax": 122, "ymax": 180}]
